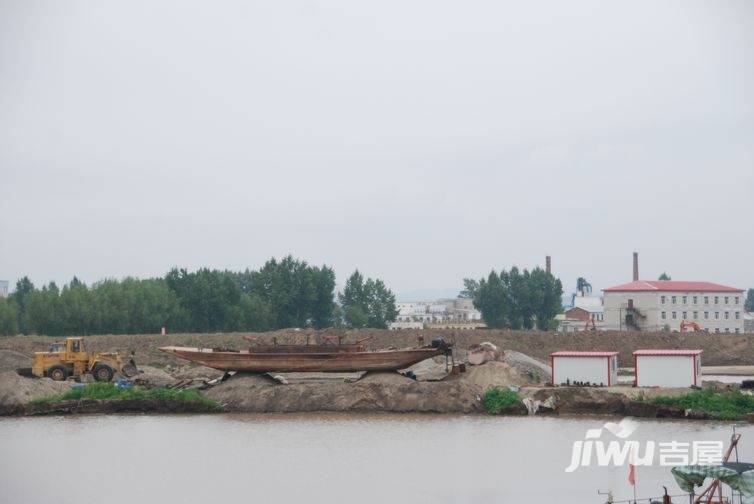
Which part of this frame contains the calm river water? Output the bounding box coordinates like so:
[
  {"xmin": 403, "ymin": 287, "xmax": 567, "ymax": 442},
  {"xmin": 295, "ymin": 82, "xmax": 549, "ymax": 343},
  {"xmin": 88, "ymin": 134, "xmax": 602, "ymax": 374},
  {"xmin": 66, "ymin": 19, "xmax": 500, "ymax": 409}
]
[{"xmin": 1, "ymin": 414, "xmax": 752, "ymax": 504}]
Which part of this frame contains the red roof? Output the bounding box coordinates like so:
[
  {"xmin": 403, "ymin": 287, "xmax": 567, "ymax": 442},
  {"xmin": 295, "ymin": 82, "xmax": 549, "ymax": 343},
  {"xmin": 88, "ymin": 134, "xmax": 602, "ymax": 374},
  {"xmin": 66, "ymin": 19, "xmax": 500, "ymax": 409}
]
[
  {"xmin": 603, "ymin": 280, "xmax": 742, "ymax": 293},
  {"xmin": 633, "ymin": 349, "xmax": 703, "ymax": 356},
  {"xmin": 550, "ymin": 351, "xmax": 618, "ymax": 357}
]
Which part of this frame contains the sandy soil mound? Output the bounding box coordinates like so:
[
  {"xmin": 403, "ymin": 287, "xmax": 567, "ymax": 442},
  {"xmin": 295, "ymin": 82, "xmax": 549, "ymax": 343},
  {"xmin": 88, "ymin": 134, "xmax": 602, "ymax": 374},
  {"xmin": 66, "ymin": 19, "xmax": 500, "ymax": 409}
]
[
  {"xmin": 202, "ymin": 379, "xmax": 482, "ymax": 413},
  {"xmin": 404, "ymin": 357, "xmax": 449, "ymax": 381},
  {"xmin": 504, "ymin": 351, "xmax": 551, "ymax": 384},
  {"xmin": 203, "ymin": 373, "xmax": 277, "ymax": 406},
  {"xmin": 0, "ymin": 371, "xmax": 72, "ymax": 407},
  {"xmin": 523, "ymin": 386, "xmax": 630, "ymax": 414},
  {"xmin": 460, "ymin": 361, "xmax": 530, "ymax": 390},
  {"xmin": 132, "ymin": 366, "xmax": 178, "ymax": 388},
  {"xmin": 0, "ymin": 350, "xmax": 31, "ymax": 372},
  {"xmin": 169, "ymin": 365, "xmax": 224, "ymax": 381},
  {"xmin": 358, "ymin": 372, "xmax": 415, "ymax": 385}
]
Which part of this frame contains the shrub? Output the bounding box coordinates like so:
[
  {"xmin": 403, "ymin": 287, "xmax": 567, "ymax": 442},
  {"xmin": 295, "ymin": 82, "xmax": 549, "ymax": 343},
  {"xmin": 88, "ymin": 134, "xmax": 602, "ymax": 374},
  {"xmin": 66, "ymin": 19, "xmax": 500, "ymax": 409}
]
[
  {"xmin": 34, "ymin": 383, "xmax": 219, "ymax": 410},
  {"xmin": 483, "ymin": 387, "xmax": 520, "ymax": 414},
  {"xmin": 649, "ymin": 389, "xmax": 754, "ymax": 420}
]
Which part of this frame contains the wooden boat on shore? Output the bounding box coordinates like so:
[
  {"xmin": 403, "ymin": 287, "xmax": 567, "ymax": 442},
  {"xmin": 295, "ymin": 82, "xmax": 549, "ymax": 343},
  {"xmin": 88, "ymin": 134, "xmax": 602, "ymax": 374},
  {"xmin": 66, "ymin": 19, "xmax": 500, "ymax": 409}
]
[{"xmin": 158, "ymin": 338, "xmax": 452, "ymax": 373}]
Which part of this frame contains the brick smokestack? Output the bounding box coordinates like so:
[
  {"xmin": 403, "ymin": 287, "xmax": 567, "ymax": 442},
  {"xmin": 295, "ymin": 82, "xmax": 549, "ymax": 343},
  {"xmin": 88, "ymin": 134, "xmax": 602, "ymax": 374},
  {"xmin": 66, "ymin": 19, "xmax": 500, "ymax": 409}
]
[
  {"xmin": 546, "ymin": 255, "xmax": 551, "ymax": 275},
  {"xmin": 633, "ymin": 252, "xmax": 639, "ymax": 282}
]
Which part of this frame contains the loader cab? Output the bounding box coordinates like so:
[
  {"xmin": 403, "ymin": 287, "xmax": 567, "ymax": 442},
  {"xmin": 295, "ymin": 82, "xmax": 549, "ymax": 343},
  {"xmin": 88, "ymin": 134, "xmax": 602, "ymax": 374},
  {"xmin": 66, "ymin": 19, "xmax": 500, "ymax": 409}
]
[
  {"xmin": 66, "ymin": 337, "xmax": 85, "ymax": 356},
  {"xmin": 49, "ymin": 343, "xmax": 65, "ymax": 353}
]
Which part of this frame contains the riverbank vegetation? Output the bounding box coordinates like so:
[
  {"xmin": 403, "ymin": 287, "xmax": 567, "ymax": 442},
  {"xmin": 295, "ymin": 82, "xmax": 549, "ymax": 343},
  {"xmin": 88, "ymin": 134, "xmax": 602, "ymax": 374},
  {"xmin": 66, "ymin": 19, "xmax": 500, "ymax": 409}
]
[
  {"xmin": 0, "ymin": 257, "xmax": 398, "ymax": 336},
  {"xmin": 32, "ymin": 383, "xmax": 220, "ymax": 411},
  {"xmin": 644, "ymin": 389, "xmax": 754, "ymax": 420},
  {"xmin": 483, "ymin": 387, "xmax": 521, "ymax": 414}
]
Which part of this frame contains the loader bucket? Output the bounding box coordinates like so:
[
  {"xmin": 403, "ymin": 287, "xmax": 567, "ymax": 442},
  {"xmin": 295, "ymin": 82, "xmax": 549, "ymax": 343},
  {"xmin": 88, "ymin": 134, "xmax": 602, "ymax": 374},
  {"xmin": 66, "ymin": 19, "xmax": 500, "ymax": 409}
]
[{"xmin": 122, "ymin": 360, "xmax": 138, "ymax": 378}]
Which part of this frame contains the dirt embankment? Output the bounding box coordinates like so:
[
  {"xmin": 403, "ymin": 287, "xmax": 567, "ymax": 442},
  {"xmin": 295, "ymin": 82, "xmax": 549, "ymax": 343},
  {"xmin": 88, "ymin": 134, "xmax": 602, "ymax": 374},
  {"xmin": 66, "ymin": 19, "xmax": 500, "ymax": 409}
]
[
  {"xmin": 202, "ymin": 361, "xmax": 532, "ymax": 414},
  {"xmin": 2, "ymin": 328, "xmax": 751, "ymax": 368}
]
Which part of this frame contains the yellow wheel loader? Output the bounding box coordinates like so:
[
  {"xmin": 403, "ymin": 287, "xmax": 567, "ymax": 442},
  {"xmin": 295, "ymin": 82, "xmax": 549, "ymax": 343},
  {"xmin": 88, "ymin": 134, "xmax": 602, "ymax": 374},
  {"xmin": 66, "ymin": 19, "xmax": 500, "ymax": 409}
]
[{"xmin": 30, "ymin": 337, "xmax": 137, "ymax": 382}]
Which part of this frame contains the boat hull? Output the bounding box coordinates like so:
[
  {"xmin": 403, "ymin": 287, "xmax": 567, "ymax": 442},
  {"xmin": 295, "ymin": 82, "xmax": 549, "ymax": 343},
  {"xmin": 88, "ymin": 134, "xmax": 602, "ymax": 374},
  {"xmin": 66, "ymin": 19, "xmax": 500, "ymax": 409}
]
[{"xmin": 159, "ymin": 346, "xmax": 445, "ymax": 373}]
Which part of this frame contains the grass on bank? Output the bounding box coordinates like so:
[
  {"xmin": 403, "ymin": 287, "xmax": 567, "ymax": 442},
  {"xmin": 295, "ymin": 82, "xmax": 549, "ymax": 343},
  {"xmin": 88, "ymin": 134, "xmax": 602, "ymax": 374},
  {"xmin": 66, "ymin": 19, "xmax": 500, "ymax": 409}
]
[
  {"xmin": 644, "ymin": 389, "xmax": 754, "ymax": 421},
  {"xmin": 32, "ymin": 382, "xmax": 220, "ymax": 411},
  {"xmin": 483, "ymin": 387, "xmax": 521, "ymax": 414}
]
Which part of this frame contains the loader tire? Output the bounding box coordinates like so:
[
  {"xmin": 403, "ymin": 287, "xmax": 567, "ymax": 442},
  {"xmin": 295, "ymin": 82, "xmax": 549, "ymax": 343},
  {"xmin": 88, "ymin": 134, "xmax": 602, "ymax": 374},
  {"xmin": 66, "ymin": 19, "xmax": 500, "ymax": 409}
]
[
  {"xmin": 93, "ymin": 364, "xmax": 114, "ymax": 382},
  {"xmin": 49, "ymin": 365, "xmax": 68, "ymax": 382}
]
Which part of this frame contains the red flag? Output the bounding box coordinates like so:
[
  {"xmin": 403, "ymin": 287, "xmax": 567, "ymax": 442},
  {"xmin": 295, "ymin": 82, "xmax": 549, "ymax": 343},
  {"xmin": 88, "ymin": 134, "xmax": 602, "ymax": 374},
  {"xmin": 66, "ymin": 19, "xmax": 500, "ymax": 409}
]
[
  {"xmin": 628, "ymin": 446, "xmax": 637, "ymax": 486},
  {"xmin": 628, "ymin": 462, "xmax": 636, "ymax": 486}
]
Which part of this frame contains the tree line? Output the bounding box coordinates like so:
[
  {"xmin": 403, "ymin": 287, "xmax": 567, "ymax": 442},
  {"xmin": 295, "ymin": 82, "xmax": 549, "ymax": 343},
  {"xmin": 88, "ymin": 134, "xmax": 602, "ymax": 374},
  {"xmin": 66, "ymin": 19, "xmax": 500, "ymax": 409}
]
[
  {"xmin": 0, "ymin": 256, "xmax": 397, "ymax": 336},
  {"xmin": 461, "ymin": 266, "xmax": 563, "ymax": 330}
]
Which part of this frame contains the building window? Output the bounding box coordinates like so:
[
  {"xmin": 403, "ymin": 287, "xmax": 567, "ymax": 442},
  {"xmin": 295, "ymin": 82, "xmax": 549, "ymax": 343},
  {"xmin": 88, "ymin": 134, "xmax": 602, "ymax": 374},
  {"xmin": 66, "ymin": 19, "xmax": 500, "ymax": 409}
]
[
  {"xmin": 672, "ymin": 296, "xmax": 677, "ymax": 304},
  {"xmin": 704, "ymin": 296, "xmax": 709, "ymax": 305},
  {"xmin": 661, "ymin": 296, "xmax": 666, "ymax": 304},
  {"xmin": 725, "ymin": 296, "xmax": 729, "ymax": 305},
  {"xmin": 704, "ymin": 311, "xmax": 709, "ymax": 319},
  {"xmin": 682, "ymin": 311, "xmax": 688, "ymax": 320},
  {"xmin": 715, "ymin": 328, "xmax": 720, "ymax": 333},
  {"xmin": 735, "ymin": 297, "xmax": 739, "ymax": 305},
  {"xmin": 672, "ymin": 311, "xmax": 677, "ymax": 319},
  {"xmin": 715, "ymin": 296, "xmax": 719, "ymax": 304},
  {"xmin": 661, "ymin": 311, "xmax": 667, "ymax": 320},
  {"xmin": 682, "ymin": 296, "xmax": 687, "ymax": 304},
  {"xmin": 736, "ymin": 328, "xmax": 740, "ymax": 334},
  {"xmin": 715, "ymin": 312, "xmax": 720, "ymax": 319},
  {"xmin": 725, "ymin": 312, "xmax": 730, "ymax": 320},
  {"xmin": 736, "ymin": 311, "xmax": 741, "ymax": 320},
  {"xmin": 725, "ymin": 328, "xmax": 730, "ymax": 333},
  {"xmin": 693, "ymin": 296, "xmax": 698, "ymax": 304},
  {"xmin": 693, "ymin": 311, "xmax": 698, "ymax": 320}
]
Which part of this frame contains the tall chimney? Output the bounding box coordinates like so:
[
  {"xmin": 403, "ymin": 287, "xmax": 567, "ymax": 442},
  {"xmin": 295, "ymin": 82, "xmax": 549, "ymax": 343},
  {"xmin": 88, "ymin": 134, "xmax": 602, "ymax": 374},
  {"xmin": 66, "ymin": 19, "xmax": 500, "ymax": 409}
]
[
  {"xmin": 545, "ymin": 255, "xmax": 551, "ymax": 275},
  {"xmin": 632, "ymin": 252, "xmax": 639, "ymax": 282}
]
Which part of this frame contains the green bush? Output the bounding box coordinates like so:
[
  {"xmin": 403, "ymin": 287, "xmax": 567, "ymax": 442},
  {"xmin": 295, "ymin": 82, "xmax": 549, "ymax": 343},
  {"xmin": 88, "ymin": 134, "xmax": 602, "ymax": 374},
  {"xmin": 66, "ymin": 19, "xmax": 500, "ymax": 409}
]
[
  {"xmin": 649, "ymin": 389, "xmax": 754, "ymax": 420},
  {"xmin": 34, "ymin": 383, "xmax": 219, "ymax": 410},
  {"xmin": 483, "ymin": 387, "xmax": 521, "ymax": 414}
]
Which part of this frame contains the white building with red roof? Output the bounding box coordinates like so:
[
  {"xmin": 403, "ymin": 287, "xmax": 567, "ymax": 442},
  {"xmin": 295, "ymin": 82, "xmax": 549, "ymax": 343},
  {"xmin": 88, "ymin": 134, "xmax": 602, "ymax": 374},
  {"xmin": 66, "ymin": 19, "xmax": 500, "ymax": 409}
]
[
  {"xmin": 550, "ymin": 351, "xmax": 618, "ymax": 386},
  {"xmin": 602, "ymin": 280, "xmax": 744, "ymax": 333},
  {"xmin": 633, "ymin": 349, "xmax": 702, "ymax": 387}
]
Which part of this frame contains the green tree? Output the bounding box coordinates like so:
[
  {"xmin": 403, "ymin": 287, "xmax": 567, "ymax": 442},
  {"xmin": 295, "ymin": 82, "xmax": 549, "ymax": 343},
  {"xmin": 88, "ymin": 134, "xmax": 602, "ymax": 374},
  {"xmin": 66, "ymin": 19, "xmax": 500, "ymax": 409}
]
[
  {"xmin": 339, "ymin": 270, "xmax": 397, "ymax": 329},
  {"xmin": 468, "ymin": 266, "xmax": 563, "ymax": 330},
  {"xmin": 58, "ymin": 277, "xmax": 95, "ymax": 335},
  {"xmin": 310, "ymin": 266, "xmax": 336, "ymax": 328},
  {"xmin": 529, "ymin": 267, "xmax": 564, "ymax": 330},
  {"xmin": 658, "ymin": 272, "xmax": 671, "ymax": 281},
  {"xmin": 9, "ymin": 276, "xmax": 35, "ymax": 334},
  {"xmin": 473, "ymin": 271, "xmax": 509, "ymax": 329},
  {"xmin": 0, "ymin": 298, "xmax": 18, "ymax": 336},
  {"xmin": 27, "ymin": 283, "xmax": 63, "ymax": 335},
  {"xmin": 576, "ymin": 277, "xmax": 592, "ymax": 295},
  {"xmin": 344, "ymin": 305, "xmax": 369, "ymax": 328},
  {"xmin": 746, "ymin": 289, "xmax": 754, "ymax": 312},
  {"xmin": 16, "ymin": 256, "xmax": 337, "ymax": 336},
  {"xmin": 459, "ymin": 278, "xmax": 479, "ymax": 299}
]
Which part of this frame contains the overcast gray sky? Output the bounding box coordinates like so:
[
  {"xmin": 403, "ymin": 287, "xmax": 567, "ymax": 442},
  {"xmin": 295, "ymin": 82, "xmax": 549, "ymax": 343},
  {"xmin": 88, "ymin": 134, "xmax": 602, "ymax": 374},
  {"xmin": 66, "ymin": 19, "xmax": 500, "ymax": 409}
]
[{"xmin": 1, "ymin": 0, "xmax": 752, "ymax": 299}]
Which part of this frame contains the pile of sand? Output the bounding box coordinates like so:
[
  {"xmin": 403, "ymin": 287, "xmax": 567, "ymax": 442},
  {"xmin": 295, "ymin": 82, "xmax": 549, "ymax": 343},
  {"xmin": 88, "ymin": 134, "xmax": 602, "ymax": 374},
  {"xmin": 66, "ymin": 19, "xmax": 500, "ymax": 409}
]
[
  {"xmin": 169, "ymin": 365, "xmax": 224, "ymax": 381},
  {"xmin": 131, "ymin": 366, "xmax": 178, "ymax": 388},
  {"xmin": 404, "ymin": 357, "xmax": 449, "ymax": 381},
  {"xmin": 203, "ymin": 372, "xmax": 277, "ymax": 405},
  {"xmin": 459, "ymin": 361, "xmax": 530, "ymax": 390},
  {"xmin": 358, "ymin": 371, "xmax": 415, "ymax": 385},
  {"xmin": 203, "ymin": 378, "xmax": 482, "ymax": 413},
  {"xmin": 504, "ymin": 351, "xmax": 551, "ymax": 383},
  {"xmin": 0, "ymin": 350, "xmax": 31, "ymax": 373},
  {"xmin": 0, "ymin": 371, "xmax": 72, "ymax": 406}
]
